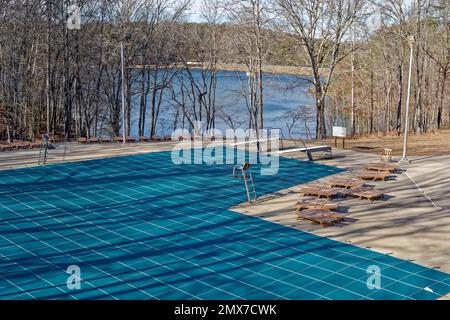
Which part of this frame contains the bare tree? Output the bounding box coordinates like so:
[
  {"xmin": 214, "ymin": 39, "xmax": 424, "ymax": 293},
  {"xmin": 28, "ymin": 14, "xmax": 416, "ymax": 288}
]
[
  {"xmin": 225, "ymin": 0, "xmax": 270, "ymax": 134},
  {"xmin": 275, "ymin": 0, "xmax": 368, "ymax": 139}
]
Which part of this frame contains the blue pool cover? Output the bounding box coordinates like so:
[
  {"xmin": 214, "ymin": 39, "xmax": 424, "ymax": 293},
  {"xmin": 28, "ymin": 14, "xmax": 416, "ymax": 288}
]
[{"xmin": 0, "ymin": 150, "xmax": 449, "ymax": 300}]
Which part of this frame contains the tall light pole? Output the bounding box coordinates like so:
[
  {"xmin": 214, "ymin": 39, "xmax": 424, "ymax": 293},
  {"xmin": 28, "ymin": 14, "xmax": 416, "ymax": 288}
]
[
  {"xmin": 120, "ymin": 40, "xmax": 126, "ymax": 144},
  {"xmin": 401, "ymin": 35, "xmax": 415, "ymax": 162},
  {"xmin": 350, "ymin": 28, "xmax": 355, "ymax": 136}
]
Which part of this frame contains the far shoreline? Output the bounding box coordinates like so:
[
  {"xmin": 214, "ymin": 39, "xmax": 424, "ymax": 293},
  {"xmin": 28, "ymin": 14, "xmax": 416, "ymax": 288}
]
[{"xmin": 131, "ymin": 62, "xmax": 329, "ymax": 76}]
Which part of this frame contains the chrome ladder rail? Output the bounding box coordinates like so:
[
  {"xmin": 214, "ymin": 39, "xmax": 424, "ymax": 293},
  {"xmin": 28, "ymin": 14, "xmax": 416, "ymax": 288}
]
[{"xmin": 233, "ymin": 162, "xmax": 257, "ymax": 203}]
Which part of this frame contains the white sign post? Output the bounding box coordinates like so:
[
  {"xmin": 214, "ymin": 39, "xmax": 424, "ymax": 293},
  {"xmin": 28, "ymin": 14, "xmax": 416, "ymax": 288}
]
[{"xmin": 332, "ymin": 126, "xmax": 347, "ymax": 149}]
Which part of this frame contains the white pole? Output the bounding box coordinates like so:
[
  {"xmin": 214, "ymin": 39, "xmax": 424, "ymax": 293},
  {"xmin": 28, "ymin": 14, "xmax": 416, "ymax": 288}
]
[
  {"xmin": 401, "ymin": 36, "xmax": 414, "ymax": 162},
  {"xmin": 120, "ymin": 41, "xmax": 126, "ymax": 144},
  {"xmin": 350, "ymin": 29, "xmax": 355, "ymax": 136}
]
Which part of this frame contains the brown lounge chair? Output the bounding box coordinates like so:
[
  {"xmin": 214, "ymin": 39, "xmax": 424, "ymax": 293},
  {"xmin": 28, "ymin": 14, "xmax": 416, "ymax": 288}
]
[
  {"xmin": 298, "ymin": 185, "xmax": 340, "ymax": 199},
  {"xmin": 327, "ymin": 177, "xmax": 365, "ymax": 189},
  {"xmin": 297, "ymin": 209, "xmax": 345, "ymax": 227},
  {"xmin": 89, "ymin": 137, "xmax": 99, "ymax": 144},
  {"xmin": 356, "ymin": 170, "xmax": 391, "ymax": 181},
  {"xmin": 352, "ymin": 189, "xmax": 384, "ymax": 201},
  {"xmin": 365, "ymin": 163, "xmax": 398, "ymax": 173},
  {"xmin": 126, "ymin": 136, "xmax": 137, "ymax": 143},
  {"xmin": 77, "ymin": 137, "xmax": 88, "ymax": 144},
  {"xmin": 100, "ymin": 137, "xmax": 112, "ymax": 143},
  {"xmin": 296, "ymin": 197, "xmax": 338, "ymax": 211},
  {"xmin": 152, "ymin": 136, "xmax": 162, "ymax": 142},
  {"xmin": 140, "ymin": 136, "xmax": 151, "ymax": 142},
  {"xmin": 340, "ymin": 187, "xmax": 384, "ymax": 201},
  {"xmin": 0, "ymin": 144, "xmax": 12, "ymax": 151},
  {"xmin": 114, "ymin": 136, "xmax": 124, "ymax": 143},
  {"xmin": 164, "ymin": 135, "xmax": 172, "ymax": 141},
  {"xmin": 11, "ymin": 142, "xmax": 30, "ymax": 149}
]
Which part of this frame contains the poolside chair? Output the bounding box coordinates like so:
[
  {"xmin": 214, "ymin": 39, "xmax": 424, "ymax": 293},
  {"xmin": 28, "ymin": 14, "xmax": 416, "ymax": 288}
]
[
  {"xmin": 296, "ymin": 209, "xmax": 345, "ymax": 227},
  {"xmin": 298, "ymin": 185, "xmax": 340, "ymax": 199},
  {"xmin": 114, "ymin": 136, "xmax": 123, "ymax": 143},
  {"xmin": 356, "ymin": 170, "xmax": 391, "ymax": 181},
  {"xmin": 89, "ymin": 137, "xmax": 99, "ymax": 144},
  {"xmin": 327, "ymin": 177, "xmax": 366, "ymax": 189},
  {"xmin": 140, "ymin": 136, "xmax": 151, "ymax": 142},
  {"xmin": 100, "ymin": 137, "xmax": 112, "ymax": 143},
  {"xmin": 296, "ymin": 197, "xmax": 338, "ymax": 211},
  {"xmin": 164, "ymin": 135, "xmax": 172, "ymax": 141},
  {"xmin": 380, "ymin": 148, "xmax": 393, "ymax": 162},
  {"xmin": 126, "ymin": 136, "xmax": 137, "ymax": 143},
  {"xmin": 151, "ymin": 136, "xmax": 162, "ymax": 142},
  {"xmin": 77, "ymin": 137, "xmax": 88, "ymax": 144}
]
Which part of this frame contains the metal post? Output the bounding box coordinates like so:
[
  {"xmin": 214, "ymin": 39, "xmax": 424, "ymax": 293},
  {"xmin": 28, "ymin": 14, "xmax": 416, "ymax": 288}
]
[
  {"xmin": 120, "ymin": 41, "xmax": 126, "ymax": 144},
  {"xmin": 401, "ymin": 36, "xmax": 415, "ymax": 162},
  {"xmin": 350, "ymin": 29, "xmax": 355, "ymax": 136}
]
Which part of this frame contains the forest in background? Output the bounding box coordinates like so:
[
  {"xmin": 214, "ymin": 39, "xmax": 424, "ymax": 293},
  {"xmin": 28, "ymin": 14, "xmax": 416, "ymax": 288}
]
[{"xmin": 0, "ymin": 0, "xmax": 448, "ymax": 143}]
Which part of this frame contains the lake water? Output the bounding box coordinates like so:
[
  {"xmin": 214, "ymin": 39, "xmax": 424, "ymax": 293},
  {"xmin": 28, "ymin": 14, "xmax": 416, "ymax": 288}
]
[{"xmin": 129, "ymin": 70, "xmax": 316, "ymax": 139}]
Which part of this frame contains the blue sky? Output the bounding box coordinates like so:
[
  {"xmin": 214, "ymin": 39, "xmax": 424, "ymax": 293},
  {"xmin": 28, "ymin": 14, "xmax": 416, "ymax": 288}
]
[{"xmin": 187, "ymin": 0, "xmax": 203, "ymax": 22}]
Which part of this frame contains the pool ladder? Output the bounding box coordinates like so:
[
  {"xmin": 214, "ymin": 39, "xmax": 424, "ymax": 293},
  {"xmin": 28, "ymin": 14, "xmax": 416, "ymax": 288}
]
[
  {"xmin": 38, "ymin": 134, "xmax": 50, "ymax": 165},
  {"xmin": 233, "ymin": 163, "xmax": 257, "ymax": 203}
]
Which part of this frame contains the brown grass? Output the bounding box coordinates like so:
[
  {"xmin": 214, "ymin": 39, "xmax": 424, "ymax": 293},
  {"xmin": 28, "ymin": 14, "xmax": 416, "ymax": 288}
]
[{"xmin": 320, "ymin": 129, "xmax": 450, "ymax": 157}]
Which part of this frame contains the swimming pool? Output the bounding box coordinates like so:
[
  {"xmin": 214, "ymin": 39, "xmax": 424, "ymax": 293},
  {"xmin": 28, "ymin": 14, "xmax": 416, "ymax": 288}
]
[{"xmin": 0, "ymin": 151, "xmax": 449, "ymax": 299}]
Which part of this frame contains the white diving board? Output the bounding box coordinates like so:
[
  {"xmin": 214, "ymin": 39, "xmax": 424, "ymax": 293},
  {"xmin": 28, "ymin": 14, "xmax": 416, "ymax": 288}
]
[
  {"xmin": 228, "ymin": 137, "xmax": 280, "ymax": 147},
  {"xmin": 275, "ymin": 145, "xmax": 333, "ymax": 161}
]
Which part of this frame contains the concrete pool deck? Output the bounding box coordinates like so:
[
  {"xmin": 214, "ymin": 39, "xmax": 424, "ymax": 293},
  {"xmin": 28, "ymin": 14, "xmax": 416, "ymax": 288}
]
[
  {"xmin": 1, "ymin": 143, "xmax": 449, "ymax": 298},
  {"xmin": 0, "ymin": 142, "xmax": 176, "ymax": 171}
]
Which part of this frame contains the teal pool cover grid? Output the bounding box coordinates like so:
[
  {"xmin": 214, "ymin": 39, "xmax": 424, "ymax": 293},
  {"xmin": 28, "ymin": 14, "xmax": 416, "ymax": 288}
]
[{"xmin": 0, "ymin": 150, "xmax": 449, "ymax": 299}]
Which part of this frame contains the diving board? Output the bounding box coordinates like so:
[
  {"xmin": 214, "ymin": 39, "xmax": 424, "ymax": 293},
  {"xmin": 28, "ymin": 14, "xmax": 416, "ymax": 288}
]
[
  {"xmin": 276, "ymin": 145, "xmax": 333, "ymax": 161},
  {"xmin": 228, "ymin": 137, "xmax": 280, "ymax": 147}
]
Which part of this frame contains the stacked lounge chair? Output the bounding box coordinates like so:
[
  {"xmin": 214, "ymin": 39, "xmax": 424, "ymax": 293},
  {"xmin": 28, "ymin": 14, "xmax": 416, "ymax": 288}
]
[
  {"xmin": 296, "ymin": 197, "xmax": 338, "ymax": 211},
  {"xmin": 296, "ymin": 197, "xmax": 344, "ymax": 227},
  {"xmin": 298, "ymin": 184, "xmax": 340, "ymax": 199},
  {"xmin": 356, "ymin": 170, "xmax": 392, "ymax": 181},
  {"xmin": 364, "ymin": 163, "xmax": 398, "ymax": 173},
  {"xmin": 0, "ymin": 143, "xmax": 13, "ymax": 151},
  {"xmin": 0, "ymin": 140, "xmax": 42, "ymax": 151},
  {"xmin": 337, "ymin": 186, "xmax": 384, "ymax": 201},
  {"xmin": 327, "ymin": 177, "xmax": 365, "ymax": 189},
  {"xmin": 114, "ymin": 136, "xmax": 137, "ymax": 143},
  {"xmin": 296, "ymin": 209, "xmax": 346, "ymax": 227},
  {"xmin": 140, "ymin": 136, "xmax": 151, "ymax": 142}
]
